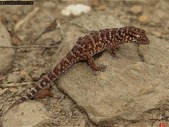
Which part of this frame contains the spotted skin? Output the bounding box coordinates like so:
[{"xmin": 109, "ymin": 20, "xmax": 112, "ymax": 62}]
[{"xmin": 4, "ymin": 26, "xmax": 150, "ymax": 114}]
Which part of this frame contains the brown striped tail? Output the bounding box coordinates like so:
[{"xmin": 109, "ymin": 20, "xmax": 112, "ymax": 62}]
[{"xmin": 4, "ymin": 51, "xmax": 78, "ymax": 115}]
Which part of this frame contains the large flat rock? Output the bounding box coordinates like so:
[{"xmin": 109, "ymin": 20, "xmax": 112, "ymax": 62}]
[
  {"xmin": 0, "ymin": 21, "xmax": 15, "ymax": 74},
  {"xmin": 51, "ymin": 13, "xmax": 169, "ymax": 125}
]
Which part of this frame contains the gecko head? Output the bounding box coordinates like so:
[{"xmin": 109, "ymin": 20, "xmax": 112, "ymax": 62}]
[{"xmin": 124, "ymin": 26, "xmax": 150, "ymax": 45}]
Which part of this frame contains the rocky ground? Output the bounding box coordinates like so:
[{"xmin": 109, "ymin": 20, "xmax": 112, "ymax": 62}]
[{"xmin": 0, "ymin": 0, "xmax": 169, "ymax": 127}]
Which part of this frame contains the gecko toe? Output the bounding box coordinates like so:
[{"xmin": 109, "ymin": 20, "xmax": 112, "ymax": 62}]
[{"xmin": 95, "ymin": 64, "xmax": 107, "ymax": 72}]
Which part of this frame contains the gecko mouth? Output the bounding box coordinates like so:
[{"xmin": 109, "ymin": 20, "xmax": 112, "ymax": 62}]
[
  {"xmin": 134, "ymin": 41, "xmax": 140, "ymax": 46},
  {"xmin": 140, "ymin": 39, "xmax": 150, "ymax": 44},
  {"xmin": 134, "ymin": 39, "xmax": 150, "ymax": 45},
  {"xmin": 141, "ymin": 35, "xmax": 150, "ymax": 44},
  {"xmin": 132, "ymin": 40, "xmax": 140, "ymax": 45}
]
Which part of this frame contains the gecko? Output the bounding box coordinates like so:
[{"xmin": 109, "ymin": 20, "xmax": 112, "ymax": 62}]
[{"xmin": 4, "ymin": 26, "xmax": 150, "ymax": 114}]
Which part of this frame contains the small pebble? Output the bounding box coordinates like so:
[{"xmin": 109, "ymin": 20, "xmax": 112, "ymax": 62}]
[
  {"xmin": 56, "ymin": 108, "xmax": 62, "ymax": 112},
  {"xmin": 97, "ymin": 5, "xmax": 106, "ymax": 11},
  {"xmin": 8, "ymin": 87, "xmax": 18, "ymax": 93},
  {"xmin": 129, "ymin": 5, "xmax": 143, "ymax": 15},
  {"xmin": 132, "ymin": 62, "xmax": 144, "ymax": 72},
  {"xmin": 20, "ymin": 71, "xmax": 32, "ymax": 82},
  {"xmin": 7, "ymin": 73, "xmax": 21, "ymax": 83},
  {"xmin": 0, "ymin": 75, "xmax": 5, "ymax": 81},
  {"xmin": 152, "ymin": 31, "xmax": 162, "ymax": 37},
  {"xmin": 138, "ymin": 15, "xmax": 150, "ymax": 24},
  {"xmin": 31, "ymin": 70, "xmax": 45, "ymax": 81},
  {"xmin": 61, "ymin": 4, "xmax": 91, "ymax": 16},
  {"xmin": 12, "ymin": 15, "xmax": 19, "ymax": 23}
]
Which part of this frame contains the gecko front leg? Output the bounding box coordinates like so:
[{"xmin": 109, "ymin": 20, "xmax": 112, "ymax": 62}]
[
  {"xmin": 83, "ymin": 52, "xmax": 107, "ymax": 72},
  {"xmin": 108, "ymin": 45, "xmax": 120, "ymax": 58}
]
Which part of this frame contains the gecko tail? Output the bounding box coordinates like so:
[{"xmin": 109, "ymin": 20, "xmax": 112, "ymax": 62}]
[
  {"xmin": 3, "ymin": 81, "xmax": 52, "ymax": 116},
  {"xmin": 3, "ymin": 84, "xmax": 44, "ymax": 116},
  {"xmin": 3, "ymin": 51, "xmax": 77, "ymax": 116}
]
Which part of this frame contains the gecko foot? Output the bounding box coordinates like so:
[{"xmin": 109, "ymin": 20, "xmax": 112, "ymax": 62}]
[
  {"xmin": 93, "ymin": 64, "xmax": 107, "ymax": 73},
  {"xmin": 111, "ymin": 53, "xmax": 120, "ymax": 59},
  {"xmin": 110, "ymin": 46, "xmax": 120, "ymax": 59}
]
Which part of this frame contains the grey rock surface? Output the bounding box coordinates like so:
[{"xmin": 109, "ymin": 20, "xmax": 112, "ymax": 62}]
[
  {"xmin": 51, "ymin": 13, "xmax": 169, "ymax": 125},
  {"xmin": 0, "ymin": 21, "xmax": 15, "ymax": 74},
  {"xmin": 3, "ymin": 101, "xmax": 49, "ymax": 127}
]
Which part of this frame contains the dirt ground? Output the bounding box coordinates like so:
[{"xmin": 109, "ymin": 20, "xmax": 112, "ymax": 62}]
[{"xmin": 0, "ymin": 0, "xmax": 169, "ymax": 127}]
